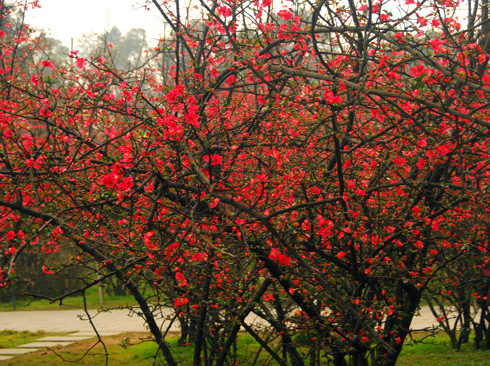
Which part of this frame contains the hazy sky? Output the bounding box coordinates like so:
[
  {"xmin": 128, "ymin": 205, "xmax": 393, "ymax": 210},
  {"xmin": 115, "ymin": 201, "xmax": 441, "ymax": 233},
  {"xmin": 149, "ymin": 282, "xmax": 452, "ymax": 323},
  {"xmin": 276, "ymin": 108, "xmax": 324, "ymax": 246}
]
[{"xmin": 25, "ymin": 0, "xmax": 166, "ymax": 48}]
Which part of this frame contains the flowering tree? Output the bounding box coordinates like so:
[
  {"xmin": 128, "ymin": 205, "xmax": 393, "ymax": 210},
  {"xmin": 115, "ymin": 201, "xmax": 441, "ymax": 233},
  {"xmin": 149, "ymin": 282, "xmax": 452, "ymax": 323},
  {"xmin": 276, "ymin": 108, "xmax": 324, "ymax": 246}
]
[{"xmin": 1, "ymin": 0, "xmax": 489, "ymax": 365}]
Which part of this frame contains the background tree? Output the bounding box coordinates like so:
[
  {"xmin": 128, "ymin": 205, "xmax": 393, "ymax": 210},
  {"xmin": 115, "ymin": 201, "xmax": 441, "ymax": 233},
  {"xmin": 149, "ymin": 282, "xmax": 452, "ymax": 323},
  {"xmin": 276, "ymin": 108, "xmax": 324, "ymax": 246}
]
[{"xmin": 78, "ymin": 26, "xmax": 147, "ymax": 69}]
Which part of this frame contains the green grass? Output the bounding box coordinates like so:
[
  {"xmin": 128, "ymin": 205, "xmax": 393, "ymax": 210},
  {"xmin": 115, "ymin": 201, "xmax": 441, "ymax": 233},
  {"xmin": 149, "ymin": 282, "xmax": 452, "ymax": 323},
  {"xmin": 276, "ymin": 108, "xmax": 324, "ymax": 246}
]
[
  {"xmin": 0, "ymin": 332, "xmax": 157, "ymax": 366},
  {"xmin": 1, "ymin": 331, "xmax": 489, "ymax": 365},
  {"xmin": 0, "ymin": 287, "xmax": 137, "ymax": 312},
  {"xmin": 0, "ymin": 332, "xmax": 280, "ymax": 365},
  {"xmin": 398, "ymin": 332, "xmax": 490, "ymax": 366},
  {"xmin": 0, "ymin": 330, "xmax": 54, "ymax": 348}
]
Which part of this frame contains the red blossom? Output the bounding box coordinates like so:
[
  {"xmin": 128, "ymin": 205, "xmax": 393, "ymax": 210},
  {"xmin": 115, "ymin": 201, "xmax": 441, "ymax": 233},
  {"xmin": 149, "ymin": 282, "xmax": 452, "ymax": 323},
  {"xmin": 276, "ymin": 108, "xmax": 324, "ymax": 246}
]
[
  {"xmin": 410, "ymin": 64, "xmax": 428, "ymax": 77},
  {"xmin": 436, "ymin": 144, "xmax": 452, "ymax": 156},
  {"xmin": 26, "ymin": 156, "xmax": 44, "ymax": 169},
  {"xmin": 277, "ymin": 10, "xmax": 293, "ymax": 21},
  {"xmin": 190, "ymin": 252, "xmax": 208, "ymax": 261},
  {"xmin": 102, "ymin": 173, "xmax": 119, "ymax": 189},
  {"xmin": 185, "ymin": 112, "xmax": 200, "ymax": 128},
  {"xmin": 323, "ymin": 88, "xmax": 344, "ymax": 104},
  {"xmin": 75, "ymin": 57, "xmax": 87, "ymax": 68},
  {"xmin": 116, "ymin": 176, "xmax": 134, "ymax": 191},
  {"xmin": 42, "ymin": 266, "xmax": 54, "ymax": 275},
  {"xmin": 166, "ymin": 85, "xmax": 185, "ymax": 103},
  {"xmin": 337, "ymin": 251, "xmax": 347, "ymax": 260},
  {"xmin": 30, "ymin": 74, "xmax": 39, "ymax": 86},
  {"xmin": 269, "ymin": 248, "xmax": 293, "ymax": 266},
  {"xmin": 393, "ymin": 156, "xmax": 406, "ymax": 166},
  {"xmin": 432, "ymin": 19, "xmax": 441, "ymax": 27},
  {"xmin": 226, "ymin": 75, "xmax": 235, "ymax": 85},
  {"xmin": 217, "ymin": 6, "xmax": 232, "ymax": 17},
  {"xmin": 380, "ymin": 13, "xmax": 390, "ymax": 22},
  {"xmin": 41, "ymin": 60, "xmax": 54, "ymax": 68},
  {"xmin": 174, "ymin": 296, "xmax": 189, "ymax": 307},
  {"xmin": 203, "ymin": 154, "xmax": 223, "ymax": 166},
  {"xmin": 175, "ymin": 272, "xmax": 189, "ymax": 286},
  {"xmin": 144, "ymin": 231, "xmax": 158, "ymax": 250},
  {"xmin": 263, "ymin": 292, "xmax": 274, "ymax": 302}
]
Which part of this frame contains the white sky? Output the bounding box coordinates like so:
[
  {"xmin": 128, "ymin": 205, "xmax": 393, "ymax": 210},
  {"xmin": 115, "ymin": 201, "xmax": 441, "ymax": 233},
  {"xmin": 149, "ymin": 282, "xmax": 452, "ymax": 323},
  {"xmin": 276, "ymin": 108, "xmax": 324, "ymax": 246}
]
[
  {"xmin": 23, "ymin": 0, "xmax": 472, "ymax": 50},
  {"xmin": 25, "ymin": 0, "xmax": 167, "ymax": 49}
]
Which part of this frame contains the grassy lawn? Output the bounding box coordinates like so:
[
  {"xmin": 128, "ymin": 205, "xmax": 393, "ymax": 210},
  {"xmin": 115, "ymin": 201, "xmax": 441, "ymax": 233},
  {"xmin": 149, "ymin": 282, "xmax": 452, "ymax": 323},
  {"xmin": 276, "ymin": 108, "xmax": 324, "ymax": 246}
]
[
  {"xmin": 0, "ymin": 332, "xmax": 280, "ymax": 365},
  {"xmin": 0, "ymin": 332, "xmax": 157, "ymax": 366},
  {"xmin": 0, "ymin": 287, "xmax": 138, "ymax": 312},
  {"xmin": 0, "ymin": 330, "xmax": 55, "ymax": 348},
  {"xmin": 0, "ymin": 331, "xmax": 489, "ymax": 365},
  {"xmin": 398, "ymin": 333, "xmax": 490, "ymax": 366}
]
